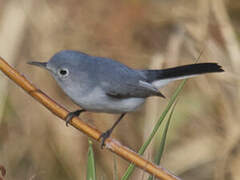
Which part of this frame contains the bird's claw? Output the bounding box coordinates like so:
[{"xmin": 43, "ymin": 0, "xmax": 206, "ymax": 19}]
[
  {"xmin": 65, "ymin": 109, "xmax": 85, "ymax": 126},
  {"xmin": 99, "ymin": 129, "xmax": 112, "ymax": 149},
  {"xmin": 65, "ymin": 112, "xmax": 75, "ymax": 126}
]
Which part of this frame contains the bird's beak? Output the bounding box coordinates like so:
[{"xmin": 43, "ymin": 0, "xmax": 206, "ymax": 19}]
[{"xmin": 27, "ymin": 61, "xmax": 48, "ymax": 69}]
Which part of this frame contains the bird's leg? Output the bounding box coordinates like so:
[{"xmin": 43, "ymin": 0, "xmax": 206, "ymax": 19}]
[
  {"xmin": 99, "ymin": 113, "xmax": 126, "ymax": 148},
  {"xmin": 65, "ymin": 109, "xmax": 86, "ymax": 126}
]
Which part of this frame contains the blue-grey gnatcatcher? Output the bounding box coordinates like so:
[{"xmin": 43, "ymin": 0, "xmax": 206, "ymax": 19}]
[{"xmin": 28, "ymin": 50, "xmax": 224, "ymax": 147}]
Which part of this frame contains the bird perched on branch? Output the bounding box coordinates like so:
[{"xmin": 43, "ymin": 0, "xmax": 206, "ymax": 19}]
[{"xmin": 28, "ymin": 50, "xmax": 224, "ymax": 147}]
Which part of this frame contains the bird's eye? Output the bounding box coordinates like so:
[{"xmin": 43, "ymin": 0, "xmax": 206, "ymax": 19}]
[
  {"xmin": 58, "ymin": 68, "xmax": 69, "ymax": 78},
  {"xmin": 60, "ymin": 69, "xmax": 67, "ymax": 75}
]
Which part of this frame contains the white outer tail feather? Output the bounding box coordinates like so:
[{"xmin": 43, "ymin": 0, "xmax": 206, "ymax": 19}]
[{"xmin": 152, "ymin": 74, "xmax": 198, "ymax": 88}]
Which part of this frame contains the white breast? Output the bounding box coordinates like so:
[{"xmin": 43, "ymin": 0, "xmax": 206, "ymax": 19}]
[{"xmin": 71, "ymin": 87, "xmax": 145, "ymax": 113}]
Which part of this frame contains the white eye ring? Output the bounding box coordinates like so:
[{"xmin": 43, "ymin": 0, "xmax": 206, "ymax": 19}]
[{"xmin": 58, "ymin": 68, "xmax": 69, "ymax": 78}]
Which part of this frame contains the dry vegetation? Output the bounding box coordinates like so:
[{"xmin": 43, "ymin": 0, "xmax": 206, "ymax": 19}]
[{"xmin": 0, "ymin": 0, "xmax": 239, "ymax": 179}]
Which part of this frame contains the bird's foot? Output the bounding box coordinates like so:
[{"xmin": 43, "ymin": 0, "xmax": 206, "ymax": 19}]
[
  {"xmin": 65, "ymin": 109, "xmax": 85, "ymax": 126},
  {"xmin": 99, "ymin": 129, "xmax": 112, "ymax": 149}
]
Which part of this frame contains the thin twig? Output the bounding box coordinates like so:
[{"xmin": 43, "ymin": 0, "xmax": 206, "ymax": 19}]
[{"xmin": 0, "ymin": 57, "xmax": 180, "ymax": 180}]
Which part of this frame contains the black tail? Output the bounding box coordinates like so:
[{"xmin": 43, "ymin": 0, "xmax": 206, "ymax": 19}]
[{"xmin": 142, "ymin": 63, "xmax": 224, "ymax": 82}]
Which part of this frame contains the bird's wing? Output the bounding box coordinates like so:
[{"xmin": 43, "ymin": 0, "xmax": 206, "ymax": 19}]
[
  {"xmin": 99, "ymin": 66, "xmax": 165, "ymax": 98},
  {"xmin": 105, "ymin": 80, "xmax": 165, "ymax": 98}
]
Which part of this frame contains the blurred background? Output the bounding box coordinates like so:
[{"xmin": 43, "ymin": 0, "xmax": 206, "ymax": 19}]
[{"xmin": 0, "ymin": 0, "xmax": 239, "ymax": 179}]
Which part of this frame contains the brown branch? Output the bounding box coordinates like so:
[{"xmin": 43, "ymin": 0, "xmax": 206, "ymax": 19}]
[
  {"xmin": 0, "ymin": 57, "xmax": 180, "ymax": 180},
  {"xmin": 0, "ymin": 165, "xmax": 6, "ymax": 180}
]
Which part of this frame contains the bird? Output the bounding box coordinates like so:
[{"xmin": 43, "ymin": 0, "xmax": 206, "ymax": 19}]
[{"xmin": 28, "ymin": 50, "xmax": 224, "ymax": 147}]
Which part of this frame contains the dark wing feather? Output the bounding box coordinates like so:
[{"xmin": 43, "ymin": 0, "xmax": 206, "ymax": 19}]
[{"xmin": 105, "ymin": 80, "xmax": 165, "ymax": 98}]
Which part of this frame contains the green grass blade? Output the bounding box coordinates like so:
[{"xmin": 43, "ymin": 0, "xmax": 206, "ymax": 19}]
[
  {"xmin": 121, "ymin": 80, "xmax": 187, "ymax": 180},
  {"xmin": 86, "ymin": 139, "xmax": 96, "ymax": 180},
  {"xmin": 148, "ymin": 101, "xmax": 178, "ymax": 180}
]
